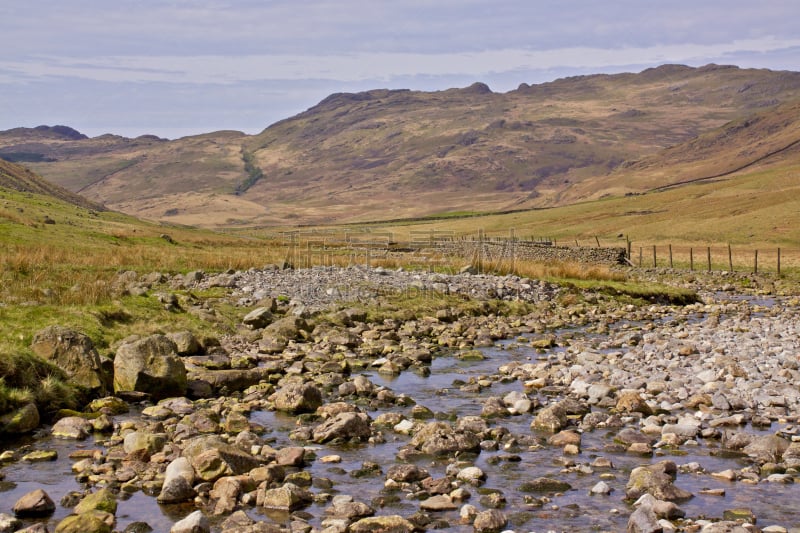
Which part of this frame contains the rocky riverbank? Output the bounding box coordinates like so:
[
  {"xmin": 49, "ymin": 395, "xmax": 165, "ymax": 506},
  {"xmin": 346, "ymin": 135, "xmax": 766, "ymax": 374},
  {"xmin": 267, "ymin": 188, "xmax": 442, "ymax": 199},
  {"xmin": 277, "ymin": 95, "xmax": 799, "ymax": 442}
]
[{"xmin": 1, "ymin": 266, "xmax": 799, "ymax": 533}]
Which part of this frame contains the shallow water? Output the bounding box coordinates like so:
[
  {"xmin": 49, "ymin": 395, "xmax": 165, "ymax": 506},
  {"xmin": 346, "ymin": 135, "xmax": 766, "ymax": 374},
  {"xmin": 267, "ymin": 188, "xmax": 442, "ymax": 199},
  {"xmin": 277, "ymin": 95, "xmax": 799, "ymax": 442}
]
[{"xmin": 2, "ymin": 300, "xmax": 800, "ymax": 531}]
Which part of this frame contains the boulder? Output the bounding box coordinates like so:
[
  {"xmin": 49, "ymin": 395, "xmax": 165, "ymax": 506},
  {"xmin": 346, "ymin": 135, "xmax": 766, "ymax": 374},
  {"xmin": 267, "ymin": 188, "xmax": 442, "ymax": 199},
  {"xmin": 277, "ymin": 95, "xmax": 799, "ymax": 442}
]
[
  {"xmin": 0, "ymin": 403, "xmax": 40, "ymax": 434},
  {"xmin": 158, "ymin": 457, "xmax": 196, "ymax": 504},
  {"xmin": 407, "ymin": 421, "xmax": 481, "ymax": 456},
  {"xmin": 13, "ymin": 489, "xmax": 55, "ymax": 517},
  {"xmin": 123, "ymin": 431, "xmax": 167, "ymax": 457},
  {"xmin": 626, "ymin": 461, "xmax": 693, "ymax": 501},
  {"xmin": 473, "ymin": 509, "xmax": 508, "ymax": 533},
  {"xmin": 114, "ymin": 335, "xmax": 187, "ymax": 400},
  {"xmin": 52, "ymin": 416, "xmax": 93, "ymax": 439},
  {"xmin": 74, "ymin": 488, "xmax": 117, "ymax": 515},
  {"xmin": 312, "ymin": 412, "xmax": 372, "ymax": 443},
  {"xmin": 31, "ymin": 326, "xmax": 108, "ymax": 393},
  {"xmin": 183, "ymin": 435, "xmax": 261, "ymax": 482},
  {"xmin": 348, "ymin": 515, "xmax": 416, "ymax": 533},
  {"xmin": 257, "ymin": 482, "xmax": 312, "ymax": 511},
  {"xmin": 54, "ymin": 511, "xmax": 114, "ymax": 533},
  {"xmin": 170, "ymin": 510, "xmax": 210, "ymax": 533},
  {"xmin": 167, "ymin": 331, "xmax": 201, "ymax": 356},
  {"xmin": 272, "ymin": 382, "xmax": 323, "ymax": 413},
  {"xmin": 0, "ymin": 513, "xmax": 21, "ymax": 532},
  {"xmin": 242, "ymin": 307, "xmax": 274, "ymax": 329},
  {"xmin": 626, "ymin": 504, "xmax": 662, "ymax": 533}
]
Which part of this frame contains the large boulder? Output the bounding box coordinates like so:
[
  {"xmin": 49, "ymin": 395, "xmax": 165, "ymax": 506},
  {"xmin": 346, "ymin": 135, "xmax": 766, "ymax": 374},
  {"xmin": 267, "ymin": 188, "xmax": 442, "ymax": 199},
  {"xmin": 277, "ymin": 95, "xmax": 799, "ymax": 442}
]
[
  {"xmin": 31, "ymin": 326, "xmax": 108, "ymax": 394},
  {"xmin": 113, "ymin": 335, "xmax": 187, "ymax": 400},
  {"xmin": 13, "ymin": 489, "xmax": 55, "ymax": 517},
  {"xmin": 625, "ymin": 461, "xmax": 693, "ymax": 501},
  {"xmin": 272, "ymin": 382, "xmax": 323, "ymax": 413},
  {"xmin": 407, "ymin": 421, "xmax": 481, "ymax": 456},
  {"xmin": 0, "ymin": 403, "xmax": 40, "ymax": 434},
  {"xmin": 313, "ymin": 412, "xmax": 372, "ymax": 443},
  {"xmin": 158, "ymin": 457, "xmax": 196, "ymax": 504},
  {"xmin": 182, "ymin": 435, "xmax": 261, "ymax": 482}
]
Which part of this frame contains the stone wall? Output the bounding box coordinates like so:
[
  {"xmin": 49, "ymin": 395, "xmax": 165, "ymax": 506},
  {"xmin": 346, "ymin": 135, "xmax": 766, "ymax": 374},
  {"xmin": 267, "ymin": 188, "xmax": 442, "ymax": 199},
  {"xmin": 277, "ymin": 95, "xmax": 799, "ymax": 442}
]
[{"xmin": 434, "ymin": 241, "xmax": 628, "ymax": 265}]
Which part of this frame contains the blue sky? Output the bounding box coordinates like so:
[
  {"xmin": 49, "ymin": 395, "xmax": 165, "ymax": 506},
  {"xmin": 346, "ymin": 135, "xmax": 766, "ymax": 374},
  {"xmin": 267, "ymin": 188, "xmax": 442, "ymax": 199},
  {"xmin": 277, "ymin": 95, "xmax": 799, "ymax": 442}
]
[{"xmin": 2, "ymin": 0, "xmax": 799, "ymax": 138}]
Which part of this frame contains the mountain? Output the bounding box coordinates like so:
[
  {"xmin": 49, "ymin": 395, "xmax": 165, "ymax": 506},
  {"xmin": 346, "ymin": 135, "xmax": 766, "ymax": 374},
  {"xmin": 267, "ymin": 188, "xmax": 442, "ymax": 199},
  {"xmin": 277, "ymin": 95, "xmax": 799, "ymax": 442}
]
[{"xmin": 2, "ymin": 64, "xmax": 800, "ymax": 227}]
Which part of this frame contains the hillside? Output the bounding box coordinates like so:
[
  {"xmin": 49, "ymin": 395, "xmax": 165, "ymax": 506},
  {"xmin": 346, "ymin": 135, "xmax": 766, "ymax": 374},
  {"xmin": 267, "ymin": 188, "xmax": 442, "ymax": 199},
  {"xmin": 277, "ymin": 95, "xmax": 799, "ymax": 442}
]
[
  {"xmin": 0, "ymin": 158, "xmax": 103, "ymax": 211},
  {"xmin": 2, "ymin": 64, "xmax": 800, "ymax": 226}
]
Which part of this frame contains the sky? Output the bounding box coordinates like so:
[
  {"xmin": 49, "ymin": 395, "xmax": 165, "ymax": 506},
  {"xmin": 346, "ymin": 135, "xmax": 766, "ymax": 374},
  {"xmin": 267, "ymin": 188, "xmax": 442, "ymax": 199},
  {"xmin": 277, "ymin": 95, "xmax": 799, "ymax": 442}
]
[{"xmin": 1, "ymin": 1, "xmax": 799, "ymax": 139}]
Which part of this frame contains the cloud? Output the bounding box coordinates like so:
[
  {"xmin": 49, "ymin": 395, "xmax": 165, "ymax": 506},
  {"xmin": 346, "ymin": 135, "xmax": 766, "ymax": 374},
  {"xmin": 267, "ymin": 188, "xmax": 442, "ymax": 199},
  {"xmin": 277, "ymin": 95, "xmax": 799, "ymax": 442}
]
[{"xmin": 4, "ymin": 36, "xmax": 800, "ymax": 88}]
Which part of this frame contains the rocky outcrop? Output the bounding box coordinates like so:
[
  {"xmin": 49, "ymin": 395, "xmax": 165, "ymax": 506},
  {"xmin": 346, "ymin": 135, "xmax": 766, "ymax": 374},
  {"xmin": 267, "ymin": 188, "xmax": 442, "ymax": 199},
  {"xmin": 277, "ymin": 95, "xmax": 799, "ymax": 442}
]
[
  {"xmin": 31, "ymin": 326, "xmax": 109, "ymax": 394},
  {"xmin": 113, "ymin": 335, "xmax": 187, "ymax": 400}
]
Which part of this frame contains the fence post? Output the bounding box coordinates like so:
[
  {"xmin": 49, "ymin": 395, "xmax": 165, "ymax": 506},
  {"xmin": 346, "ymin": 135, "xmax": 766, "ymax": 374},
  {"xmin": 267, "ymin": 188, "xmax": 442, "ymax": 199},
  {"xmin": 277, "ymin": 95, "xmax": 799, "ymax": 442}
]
[
  {"xmin": 707, "ymin": 247, "xmax": 711, "ymax": 272},
  {"xmin": 669, "ymin": 244, "xmax": 673, "ymax": 269},
  {"xmin": 595, "ymin": 236, "xmax": 600, "ymax": 248},
  {"xmin": 652, "ymin": 245, "xmax": 657, "ymax": 268},
  {"xmin": 728, "ymin": 244, "xmax": 733, "ymax": 272},
  {"xmin": 478, "ymin": 229, "xmax": 484, "ymax": 273},
  {"xmin": 627, "ymin": 237, "xmax": 632, "ymax": 260},
  {"xmin": 754, "ymin": 249, "xmax": 758, "ymax": 274},
  {"xmin": 778, "ymin": 248, "xmax": 781, "ymax": 276},
  {"xmin": 306, "ymin": 240, "xmax": 311, "ymax": 268},
  {"xmin": 690, "ymin": 248, "xmax": 694, "ymax": 271},
  {"xmin": 639, "ymin": 247, "xmax": 643, "ymax": 267}
]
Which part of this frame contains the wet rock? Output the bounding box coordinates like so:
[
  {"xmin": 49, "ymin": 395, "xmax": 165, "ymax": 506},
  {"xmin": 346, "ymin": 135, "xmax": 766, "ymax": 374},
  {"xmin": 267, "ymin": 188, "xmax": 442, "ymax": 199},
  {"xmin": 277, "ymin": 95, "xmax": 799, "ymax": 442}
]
[
  {"xmin": 123, "ymin": 431, "xmax": 166, "ymax": 457},
  {"xmin": 742, "ymin": 434, "xmax": 790, "ymax": 464},
  {"xmin": 52, "ymin": 416, "xmax": 94, "ymax": 439},
  {"xmin": 312, "ymin": 412, "xmax": 372, "ymax": 443},
  {"xmin": 113, "ymin": 335, "xmax": 187, "ymax": 400},
  {"xmin": 170, "ymin": 510, "xmax": 210, "ymax": 533},
  {"xmin": 324, "ymin": 497, "xmax": 374, "ymax": 520},
  {"xmin": 519, "ymin": 477, "xmax": 572, "ymax": 493},
  {"xmin": 158, "ymin": 457, "xmax": 196, "ymax": 504},
  {"xmin": 420, "ymin": 494, "xmax": 457, "ymax": 511},
  {"xmin": 531, "ymin": 398, "xmax": 588, "ymax": 432},
  {"xmin": 54, "ymin": 512, "xmax": 114, "ymax": 533},
  {"xmin": 209, "ymin": 476, "xmax": 244, "ymax": 515},
  {"xmin": 348, "ymin": 515, "xmax": 416, "ymax": 533},
  {"xmin": 625, "ymin": 461, "xmax": 693, "ymax": 501},
  {"xmin": 183, "ymin": 435, "xmax": 261, "ymax": 482},
  {"xmin": 407, "ymin": 421, "xmax": 481, "ymax": 456},
  {"xmin": 31, "ymin": 326, "xmax": 108, "ymax": 394},
  {"xmin": 472, "ymin": 509, "xmax": 507, "ymax": 533},
  {"xmin": 386, "ymin": 464, "xmax": 429, "ymax": 483},
  {"xmin": 22, "ymin": 450, "xmax": 57, "ymax": 462},
  {"xmin": 456, "ymin": 466, "xmax": 486, "ymax": 486},
  {"xmin": 590, "ymin": 481, "xmax": 612, "ymax": 495},
  {"xmin": 0, "ymin": 513, "xmax": 22, "ymax": 533},
  {"xmin": 13, "ymin": 489, "xmax": 56, "ymax": 517},
  {"xmin": 272, "ymin": 382, "xmax": 323, "ymax": 413},
  {"xmin": 722, "ymin": 508, "xmax": 757, "ymax": 523},
  {"xmin": 626, "ymin": 504, "xmax": 662, "ymax": 533},
  {"xmin": 616, "ymin": 390, "xmax": 653, "ymax": 415},
  {"xmin": 275, "ymin": 446, "xmax": 306, "ymax": 467},
  {"xmin": 74, "ymin": 488, "xmax": 117, "ymax": 515},
  {"xmin": 258, "ymin": 482, "xmax": 312, "ymax": 511}
]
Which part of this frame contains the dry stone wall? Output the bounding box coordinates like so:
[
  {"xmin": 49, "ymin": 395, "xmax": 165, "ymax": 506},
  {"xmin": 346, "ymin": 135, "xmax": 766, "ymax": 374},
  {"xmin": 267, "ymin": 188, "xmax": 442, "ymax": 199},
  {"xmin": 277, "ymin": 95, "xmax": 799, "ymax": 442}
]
[{"xmin": 436, "ymin": 241, "xmax": 628, "ymax": 265}]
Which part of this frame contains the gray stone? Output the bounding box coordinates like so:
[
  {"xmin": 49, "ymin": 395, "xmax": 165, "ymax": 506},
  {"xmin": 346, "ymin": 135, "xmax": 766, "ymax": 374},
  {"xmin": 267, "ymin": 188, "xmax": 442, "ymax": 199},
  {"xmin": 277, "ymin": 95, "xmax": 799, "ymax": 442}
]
[
  {"xmin": 158, "ymin": 457, "xmax": 196, "ymax": 504},
  {"xmin": 113, "ymin": 335, "xmax": 187, "ymax": 400},
  {"xmin": 0, "ymin": 403, "xmax": 40, "ymax": 434},
  {"xmin": 472, "ymin": 509, "xmax": 508, "ymax": 533},
  {"xmin": 348, "ymin": 515, "xmax": 416, "ymax": 533},
  {"xmin": 31, "ymin": 326, "xmax": 108, "ymax": 393},
  {"xmin": 312, "ymin": 412, "xmax": 372, "ymax": 443},
  {"xmin": 13, "ymin": 489, "xmax": 55, "ymax": 517},
  {"xmin": 170, "ymin": 510, "xmax": 210, "ymax": 533},
  {"xmin": 272, "ymin": 382, "xmax": 323, "ymax": 413}
]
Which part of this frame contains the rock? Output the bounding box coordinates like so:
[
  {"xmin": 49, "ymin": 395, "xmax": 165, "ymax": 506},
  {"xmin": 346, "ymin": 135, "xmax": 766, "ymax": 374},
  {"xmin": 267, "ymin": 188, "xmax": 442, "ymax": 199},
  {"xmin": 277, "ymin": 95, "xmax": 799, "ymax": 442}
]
[
  {"xmin": 627, "ymin": 504, "xmax": 662, "ymax": 533},
  {"xmin": 548, "ymin": 430, "xmax": 581, "ymax": 447},
  {"xmin": 51, "ymin": 416, "xmax": 94, "ymax": 439},
  {"xmin": 456, "ymin": 466, "xmax": 486, "ymax": 486},
  {"xmin": 348, "ymin": 515, "xmax": 416, "ymax": 533},
  {"xmin": 243, "ymin": 307, "xmax": 274, "ymax": 329},
  {"xmin": 183, "ymin": 435, "xmax": 261, "ymax": 482},
  {"xmin": 325, "ymin": 498, "xmax": 374, "ymax": 520},
  {"xmin": 531, "ymin": 398, "xmax": 588, "ymax": 432},
  {"xmin": 590, "ymin": 481, "xmax": 612, "ymax": 495},
  {"xmin": 272, "ymin": 382, "xmax": 323, "ymax": 413},
  {"xmin": 626, "ymin": 461, "xmax": 693, "ymax": 501},
  {"xmin": 158, "ymin": 457, "xmax": 196, "ymax": 504},
  {"xmin": 407, "ymin": 421, "xmax": 481, "ymax": 456},
  {"xmin": 13, "ymin": 489, "xmax": 56, "ymax": 517},
  {"xmin": 472, "ymin": 509, "xmax": 508, "ymax": 533},
  {"xmin": 167, "ymin": 331, "xmax": 201, "ymax": 356},
  {"xmin": 123, "ymin": 431, "xmax": 167, "ymax": 457},
  {"xmin": 722, "ymin": 508, "xmax": 757, "ymax": 524},
  {"xmin": 519, "ymin": 477, "xmax": 572, "ymax": 493},
  {"xmin": 420, "ymin": 494, "xmax": 457, "ymax": 511},
  {"xmin": 209, "ymin": 476, "xmax": 242, "ymax": 515},
  {"xmin": 54, "ymin": 512, "xmax": 114, "ymax": 533},
  {"xmin": 742, "ymin": 435, "xmax": 790, "ymax": 464},
  {"xmin": 74, "ymin": 488, "xmax": 117, "ymax": 514},
  {"xmin": 0, "ymin": 403, "xmax": 40, "ymax": 434},
  {"xmin": 31, "ymin": 326, "xmax": 108, "ymax": 393},
  {"xmin": 87, "ymin": 396, "xmax": 129, "ymax": 415},
  {"xmin": 113, "ymin": 335, "xmax": 187, "ymax": 400},
  {"xmin": 0, "ymin": 513, "xmax": 22, "ymax": 533},
  {"xmin": 22, "ymin": 450, "xmax": 58, "ymax": 462},
  {"xmin": 258, "ymin": 483, "xmax": 312, "ymax": 511},
  {"xmin": 386, "ymin": 464, "xmax": 429, "ymax": 483},
  {"xmin": 616, "ymin": 390, "xmax": 653, "ymax": 415},
  {"xmin": 275, "ymin": 447, "xmax": 306, "ymax": 467},
  {"xmin": 313, "ymin": 412, "xmax": 372, "ymax": 443},
  {"xmin": 170, "ymin": 510, "xmax": 210, "ymax": 533}
]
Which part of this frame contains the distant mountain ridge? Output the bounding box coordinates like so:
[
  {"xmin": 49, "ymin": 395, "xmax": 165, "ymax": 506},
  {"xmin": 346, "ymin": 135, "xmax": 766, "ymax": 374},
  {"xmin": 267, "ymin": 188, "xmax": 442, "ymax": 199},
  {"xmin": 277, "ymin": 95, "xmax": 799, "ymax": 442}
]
[
  {"xmin": 2, "ymin": 64, "xmax": 800, "ymax": 227},
  {"xmin": 0, "ymin": 158, "xmax": 104, "ymax": 211}
]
